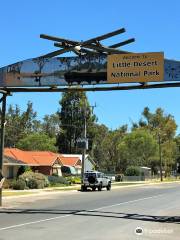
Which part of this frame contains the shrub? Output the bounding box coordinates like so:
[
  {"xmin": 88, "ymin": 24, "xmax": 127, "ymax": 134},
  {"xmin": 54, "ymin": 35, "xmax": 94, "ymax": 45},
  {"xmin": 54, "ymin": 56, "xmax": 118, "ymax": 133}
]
[
  {"xmin": 36, "ymin": 180, "xmax": 45, "ymax": 189},
  {"xmin": 17, "ymin": 166, "xmax": 32, "ymax": 178},
  {"xmin": 66, "ymin": 176, "xmax": 81, "ymax": 184},
  {"xmin": 3, "ymin": 179, "xmax": 14, "ymax": 189},
  {"xmin": 27, "ymin": 179, "xmax": 38, "ymax": 189},
  {"xmin": 48, "ymin": 175, "xmax": 69, "ymax": 186},
  {"xmin": 125, "ymin": 166, "xmax": 141, "ymax": 176},
  {"xmin": 12, "ymin": 179, "xmax": 26, "ymax": 190},
  {"xmin": 19, "ymin": 171, "xmax": 49, "ymax": 189},
  {"xmin": 52, "ymin": 173, "xmax": 58, "ymax": 177}
]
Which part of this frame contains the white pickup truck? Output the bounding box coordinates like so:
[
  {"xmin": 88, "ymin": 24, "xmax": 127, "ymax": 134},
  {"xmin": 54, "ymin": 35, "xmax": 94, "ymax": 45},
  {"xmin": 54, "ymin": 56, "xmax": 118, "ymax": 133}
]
[{"xmin": 82, "ymin": 171, "xmax": 111, "ymax": 191}]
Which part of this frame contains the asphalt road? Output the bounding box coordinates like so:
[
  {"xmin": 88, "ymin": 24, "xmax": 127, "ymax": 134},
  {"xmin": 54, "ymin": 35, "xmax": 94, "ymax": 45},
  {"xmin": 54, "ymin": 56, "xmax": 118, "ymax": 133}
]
[{"xmin": 0, "ymin": 182, "xmax": 180, "ymax": 240}]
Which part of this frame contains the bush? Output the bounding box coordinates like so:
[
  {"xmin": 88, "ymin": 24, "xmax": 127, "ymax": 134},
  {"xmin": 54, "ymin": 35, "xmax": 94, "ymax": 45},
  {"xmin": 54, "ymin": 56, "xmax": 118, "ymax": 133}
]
[
  {"xmin": 125, "ymin": 166, "xmax": 141, "ymax": 176},
  {"xmin": 48, "ymin": 175, "xmax": 69, "ymax": 186},
  {"xmin": 66, "ymin": 176, "xmax": 81, "ymax": 184},
  {"xmin": 17, "ymin": 166, "xmax": 32, "ymax": 178},
  {"xmin": 19, "ymin": 172, "xmax": 49, "ymax": 189},
  {"xmin": 3, "ymin": 179, "xmax": 14, "ymax": 189},
  {"xmin": 27, "ymin": 179, "xmax": 38, "ymax": 189},
  {"xmin": 12, "ymin": 179, "xmax": 26, "ymax": 190}
]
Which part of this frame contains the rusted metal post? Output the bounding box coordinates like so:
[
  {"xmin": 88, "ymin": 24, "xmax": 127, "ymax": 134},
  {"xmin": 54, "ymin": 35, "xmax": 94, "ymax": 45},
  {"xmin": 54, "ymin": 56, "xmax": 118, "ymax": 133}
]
[{"xmin": 0, "ymin": 94, "xmax": 7, "ymax": 206}]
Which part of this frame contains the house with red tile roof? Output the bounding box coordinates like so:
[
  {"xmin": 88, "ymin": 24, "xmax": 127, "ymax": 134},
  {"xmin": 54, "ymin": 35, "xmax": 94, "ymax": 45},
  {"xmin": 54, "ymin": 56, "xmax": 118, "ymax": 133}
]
[
  {"xmin": 3, "ymin": 148, "xmax": 84, "ymax": 178},
  {"xmin": 3, "ymin": 148, "xmax": 63, "ymax": 178}
]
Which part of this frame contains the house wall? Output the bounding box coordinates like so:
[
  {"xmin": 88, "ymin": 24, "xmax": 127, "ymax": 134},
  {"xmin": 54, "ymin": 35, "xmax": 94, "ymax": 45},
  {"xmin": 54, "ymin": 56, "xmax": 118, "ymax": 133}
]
[
  {"xmin": 3, "ymin": 165, "xmax": 62, "ymax": 178},
  {"xmin": 3, "ymin": 165, "xmax": 20, "ymax": 179},
  {"xmin": 32, "ymin": 166, "xmax": 52, "ymax": 176},
  {"xmin": 75, "ymin": 167, "xmax": 81, "ymax": 175},
  {"xmin": 53, "ymin": 164, "xmax": 62, "ymax": 176},
  {"xmin": 32, "ymin": 166, "xmax": 62, "ymax": 176}
]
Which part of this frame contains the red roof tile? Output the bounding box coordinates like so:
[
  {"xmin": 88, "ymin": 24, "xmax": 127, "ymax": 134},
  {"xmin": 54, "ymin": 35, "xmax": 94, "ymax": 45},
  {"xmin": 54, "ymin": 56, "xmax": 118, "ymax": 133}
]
[
  {"xmin": 4, "ymin": 148, "xmax": 82, "ymax": 167},
  {"xmin": 59, "ymin": 157, "xmax": 81, "ymax": 166},
  {"xmin": 4, "ymin": 148, "xmax": 61, "ymax": 166}
]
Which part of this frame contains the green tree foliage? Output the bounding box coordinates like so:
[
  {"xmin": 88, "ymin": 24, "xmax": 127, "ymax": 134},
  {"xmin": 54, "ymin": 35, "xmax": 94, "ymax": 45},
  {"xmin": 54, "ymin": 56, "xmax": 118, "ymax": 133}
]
[
  {"xmin": 175, "ymin": 135, "xmax": 180, "ymax": 173},
  {"xmin": 132, "ymin": 107, "xmax": 177, "ymax": 176},
  {"xmin": 42, "ymin": 113, "xmax": 60, "ymax": 138},
  {"xmin": 141, "ymin": 107, "xmax": 177, "ymax": 140},
  {"xmin": 16, "ymin": 133, "xmax": 57, "ymax": 152},
  {"xmin": 91, "ymin": 125, "xmax": 127, "ymax": 172},
  {"xmin": 5, "ymin": 102, "xmax": 38, "ymax": 147},
  {"xmin": 56, "ymin": 92, "xmax": 97, "ymax": 153},
  {"xmin": 90, "ymin": 123, "xmax": 109, "ymax": 169},
  {"xmin": 161, "ymin": 140, "xmax": 177, "ymax": 176},
  {"xmin": 101, "ymin": 126, "xmax": 128, "ymax": 172},
  {"xmin": 118, "ymin": 129, "xmax": 158, "ymax": 169},
  {"xmin": 125, "ymin": 166, "xmax": 141, "ymax": 176}
]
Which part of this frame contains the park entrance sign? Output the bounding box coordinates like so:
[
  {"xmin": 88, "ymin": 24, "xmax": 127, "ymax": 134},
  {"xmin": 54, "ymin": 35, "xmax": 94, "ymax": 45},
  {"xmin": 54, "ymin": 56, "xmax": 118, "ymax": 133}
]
[
  {"xmin": 0, "ymin": 53, "xmax": 179, "ymax": 88},
  {"xmin": 107, "ymin": 52, "xmax": 164, "ymax": 83}
]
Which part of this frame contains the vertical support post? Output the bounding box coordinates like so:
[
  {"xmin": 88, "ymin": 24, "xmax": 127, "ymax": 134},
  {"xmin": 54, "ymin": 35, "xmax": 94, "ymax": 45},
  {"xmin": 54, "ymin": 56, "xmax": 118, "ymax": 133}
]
[
  {"xmin": 0, "ymin": 94, "xmax": 7, "ymax": 206},
  {"xmin": 81, "ymin": 109, "xmax": 87, "ymax": 189},
  {"xmin": 158, "ymin": 133, "xmax": 163, "ymax": 182}
]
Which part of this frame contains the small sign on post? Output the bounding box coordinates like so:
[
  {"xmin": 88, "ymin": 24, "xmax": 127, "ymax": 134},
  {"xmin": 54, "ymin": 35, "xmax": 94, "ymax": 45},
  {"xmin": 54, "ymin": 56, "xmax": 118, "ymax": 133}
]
[
  {"xmin": 107, "ymin": 52, "xmax": 164, "ymax": 83},
  {"xmin": 77, "ymin": 138, "xmax": 88, "ymax": 150}
]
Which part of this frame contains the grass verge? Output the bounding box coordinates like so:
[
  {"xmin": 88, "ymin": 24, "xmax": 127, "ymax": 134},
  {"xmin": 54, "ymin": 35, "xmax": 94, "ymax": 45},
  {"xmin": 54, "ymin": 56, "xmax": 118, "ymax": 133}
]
[{"xmin": 2, "ymin": 191, "xmax": 37, "ymax": 197}]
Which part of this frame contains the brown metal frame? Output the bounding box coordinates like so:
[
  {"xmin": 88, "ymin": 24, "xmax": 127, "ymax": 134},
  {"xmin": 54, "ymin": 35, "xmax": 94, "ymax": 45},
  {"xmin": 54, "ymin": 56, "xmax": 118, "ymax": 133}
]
[
  {"xmin": 0, "ymin": 81, "xmax": 180, "ymax": 93},
  {"xmin": 39, "ymin": 28, "xmax": 134, "ymax": 58}
]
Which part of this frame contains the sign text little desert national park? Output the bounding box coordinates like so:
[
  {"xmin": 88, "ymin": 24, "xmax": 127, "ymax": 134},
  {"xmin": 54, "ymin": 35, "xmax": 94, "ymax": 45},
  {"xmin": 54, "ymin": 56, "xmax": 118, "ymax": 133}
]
[{"xmin": 107, "ymin": 52, "xmax": 164, "ymax": 83}]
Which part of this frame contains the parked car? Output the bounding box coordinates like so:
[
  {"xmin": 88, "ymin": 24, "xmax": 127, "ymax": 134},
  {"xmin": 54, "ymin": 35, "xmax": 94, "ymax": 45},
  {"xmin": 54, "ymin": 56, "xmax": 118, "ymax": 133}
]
[{"xmin": 82, "ymin": 171, "xmax": 111, "ymax": 191}]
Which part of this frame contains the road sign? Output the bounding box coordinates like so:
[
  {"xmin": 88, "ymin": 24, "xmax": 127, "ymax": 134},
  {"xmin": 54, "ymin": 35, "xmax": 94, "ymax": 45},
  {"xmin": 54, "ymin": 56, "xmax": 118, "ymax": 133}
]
[{"xmin": 107, "ymin": 52, "xmax": 164, "ymax": 83}]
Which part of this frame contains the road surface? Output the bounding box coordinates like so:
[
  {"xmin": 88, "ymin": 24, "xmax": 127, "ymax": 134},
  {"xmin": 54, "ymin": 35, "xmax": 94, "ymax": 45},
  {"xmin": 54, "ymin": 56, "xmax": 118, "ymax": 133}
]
[{"xmin": 0, "ymin": 182, "xmax": 180, "ymax": 240}]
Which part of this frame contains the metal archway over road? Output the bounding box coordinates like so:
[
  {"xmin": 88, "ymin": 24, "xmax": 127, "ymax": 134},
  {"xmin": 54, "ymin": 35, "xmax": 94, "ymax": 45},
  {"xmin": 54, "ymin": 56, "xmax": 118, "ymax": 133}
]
[
  {"xmin": 0, "ymin": 27, "xmax": 180, "ymax": 205},
  {"xmin": 0, "ymin": 27, "xmax": 179, "ymax": 92}
]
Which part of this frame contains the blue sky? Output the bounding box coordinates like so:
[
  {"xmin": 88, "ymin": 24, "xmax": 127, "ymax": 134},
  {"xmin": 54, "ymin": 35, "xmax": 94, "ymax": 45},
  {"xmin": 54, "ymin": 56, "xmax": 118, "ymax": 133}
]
[{"xmin": 0, "ymin": 0, "xmax": 180, "ymax": 132}]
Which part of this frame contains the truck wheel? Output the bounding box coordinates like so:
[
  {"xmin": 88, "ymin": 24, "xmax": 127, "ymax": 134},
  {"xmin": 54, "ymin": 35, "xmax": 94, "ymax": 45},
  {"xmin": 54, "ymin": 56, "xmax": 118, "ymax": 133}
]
[
  {"xmin": 106, "ymin": 183, "xmax": 111, "ymax": 191},
  {"xmin": 92, "ymin": 186, "xmax": 96, "ymax": 191},
  {"xmin": 98, "ymin": 184, "xmax": 102, "ymax": 191}
]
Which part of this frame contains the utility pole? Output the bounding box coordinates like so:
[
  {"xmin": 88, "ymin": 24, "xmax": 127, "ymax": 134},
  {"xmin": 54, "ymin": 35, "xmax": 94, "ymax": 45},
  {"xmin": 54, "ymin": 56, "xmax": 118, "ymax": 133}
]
[
  {"xmin": 0, "ymin": 93, "xmax": 7, "ymax": 206},
  {"xmin": 80, "ymin": 103, "xmax": 95, "ymax": 190},
  {"xmin": 81, "ymin": 110, "xmax": 87, "ymax": 190}
]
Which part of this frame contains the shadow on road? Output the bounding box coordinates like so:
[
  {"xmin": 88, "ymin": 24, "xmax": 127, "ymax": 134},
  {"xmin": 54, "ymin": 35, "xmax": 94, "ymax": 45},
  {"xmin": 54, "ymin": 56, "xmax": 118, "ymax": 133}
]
[{"xmin": 0, "ymin": 208, "xmax": 179, "ymax": 224}]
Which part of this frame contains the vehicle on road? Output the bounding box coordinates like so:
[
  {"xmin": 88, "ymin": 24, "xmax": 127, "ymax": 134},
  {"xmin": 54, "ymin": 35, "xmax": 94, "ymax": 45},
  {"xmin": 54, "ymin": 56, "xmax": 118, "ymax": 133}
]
[{"xmin": 82, "ymin": 171, "xmax": 111, "ymax": 191}]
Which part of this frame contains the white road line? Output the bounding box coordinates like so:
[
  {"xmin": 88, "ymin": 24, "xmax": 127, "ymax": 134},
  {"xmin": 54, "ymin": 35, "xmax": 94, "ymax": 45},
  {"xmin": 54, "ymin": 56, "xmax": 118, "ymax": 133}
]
[
  {"xmin": 90, "ymin": 193, "xmax": 165, "ymax": 211},
  {"xmin": 0, "ymin": 193, "xmax": 164, "ymax": 231},
  {"xmin": 0, "ymin": 214, "xmax": 72, "ymax": 231}
]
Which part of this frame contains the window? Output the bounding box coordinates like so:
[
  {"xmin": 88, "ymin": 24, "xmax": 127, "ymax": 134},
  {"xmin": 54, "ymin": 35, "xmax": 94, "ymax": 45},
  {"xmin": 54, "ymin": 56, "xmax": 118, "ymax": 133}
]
[{"xmin": 8, "ymin": 167, "xmax": 14, "ymax": 179}]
